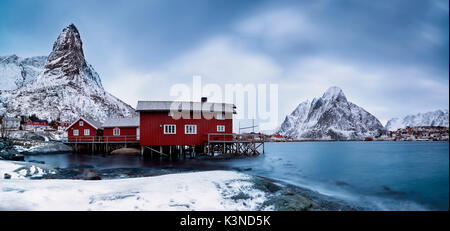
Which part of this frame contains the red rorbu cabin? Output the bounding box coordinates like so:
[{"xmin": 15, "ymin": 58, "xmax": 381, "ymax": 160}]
[
  {"xmin": 136, "ymin": 98, "xmax": 236, "ymax": 146},
  {"xmin": 66, "ymin": 117, "xmax": 103, "ymax": 142},
  {"xmin": 102, "ymin": 117, "xmax": 140, "ymax": 143}
]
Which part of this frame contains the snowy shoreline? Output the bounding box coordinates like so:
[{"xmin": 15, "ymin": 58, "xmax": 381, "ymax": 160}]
[{"xmin": 0, "ymin": 160, "xmax": 359, "ymax": 211}]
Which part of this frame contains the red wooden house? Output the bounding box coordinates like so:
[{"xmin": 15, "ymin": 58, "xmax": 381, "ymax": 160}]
[
  {"xmin": 102, "ymin": 117, "xmax": 140, "ymax": 143},
  {"xmin": 136, "ymin": 98, "xmax": 236, "ymax": 146},
  {"xmin": 66, "ymin": 117, "xmax": 103, "ymax": 142},
  {"xmin": 24, "ymin": 120, "xmax": 49, "ymax": 131}
]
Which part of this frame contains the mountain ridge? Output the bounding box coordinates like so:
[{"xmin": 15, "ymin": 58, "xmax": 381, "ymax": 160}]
[
  {"xmin": 0, "ymin": 24, "xmax": 136, "ymax": 122},
  {"xmin": 277, "ymin": 86, "xmax": 386, "ymax": 140},
  {"xmin": 385, "ymin": 109, "xmax": 449, "ymax": 131}
]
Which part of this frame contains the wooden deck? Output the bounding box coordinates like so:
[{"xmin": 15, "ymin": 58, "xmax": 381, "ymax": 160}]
[
  {"xmin": 204, "ymin": 133, "xmax": 264, "ymax": 156},
  {"xmin": 63, "ymin": 133, "xmax": 264, "ymax": 158}
]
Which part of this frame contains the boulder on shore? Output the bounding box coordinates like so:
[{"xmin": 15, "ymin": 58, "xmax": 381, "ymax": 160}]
[{"xmin": 110, "ymin": 148, "xmax": 140, "ymax": 155}]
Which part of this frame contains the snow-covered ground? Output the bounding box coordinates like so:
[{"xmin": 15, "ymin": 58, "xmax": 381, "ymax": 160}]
[
  {"xmin": 0, "ymin": 167, "xmax": 269, "ymax": 211},
  {"xmin": 0, "ymin": 160, "xmax": 56, "ymax": 179},
  {"xmin": 13, "ymin": 141, "xmax": 72, "ymax": 153}
]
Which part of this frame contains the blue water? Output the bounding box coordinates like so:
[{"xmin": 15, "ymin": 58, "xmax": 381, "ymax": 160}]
[
  {"xmin": 217, "ymin": 141, "xmax": 449, "ymax": 211},
  {"xmin": 26, "ymin": 141, "xmax": 449, "ymax": 211}
]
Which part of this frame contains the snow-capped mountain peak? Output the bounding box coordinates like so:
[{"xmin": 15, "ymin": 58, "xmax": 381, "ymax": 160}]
[
  {"xmin": 321, "ymin": 86, "xmax": 347, "ymax": 102},
  {"xmin": 278, "ymin": 87, "xmax": 385, "ymax": 140},
  {"xmin": 41, "ymin": 24, "xmax": 102, "ymax": 88},
  {"xmin": 0, "ymin": 24, "xmax": 135, "ymax": 122}
]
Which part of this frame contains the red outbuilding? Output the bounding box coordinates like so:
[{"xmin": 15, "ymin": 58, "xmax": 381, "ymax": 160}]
[
  {"xmin": 66, "ymin": 117, "xmax": 103, "ymax": 142},
  {"xmin": 136, "ymin": 98, "xmax": 236, "ymax": 146},
  {"xmin": 102, "ymin": 117, "xmax": 140, "ymax": 143}
]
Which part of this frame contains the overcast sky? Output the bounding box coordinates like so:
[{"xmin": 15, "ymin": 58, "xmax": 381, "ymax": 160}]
[{"xmin": 1, "ymin": 0, "xmax": 448, "ymax": 130}]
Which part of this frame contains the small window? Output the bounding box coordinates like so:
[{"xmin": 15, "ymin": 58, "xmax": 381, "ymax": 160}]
[
  {"xmin": 217, "ymin": 125, "xmax": 225, "ymax": 132},
  {"xmin": 164, "ymin": 125, "xmax": 176, "ymax": 134},
  {"xmin": 79, "ymin": 121, "xmax": 84, "ymax": 126},
  {"xmin": 216, "ymin": 113, "xmax": 225, "ymax": 120},
  {"xmin": 113, "ymin": 128, "xmax": 120, "ymax": 136},
  {"xmin": 73, "ymin": 129, "xmax": 79, "ymax": 136},
  {"xmin": 185, "ymin": 125, "xmax": 197, "ymax": 134},
  {"xmin": 84, "ymin": 129, "xmax": 90, "ymax": 136}
]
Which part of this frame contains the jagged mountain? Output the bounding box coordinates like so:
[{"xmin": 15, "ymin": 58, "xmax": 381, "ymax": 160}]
[
  {"xmin": 0, "ymin": 55, "xmax": 47, "ymax": 90},
  {"xmin": 0, "ymin": 24, "xmax": 136, "ymax": 122},
  {"xmin": 277, "ymin": 87, "xmax": 385, "ymax": 140},
  {"xmin": 385, "ymin": 109, "xmax": 449, "ymax": 131}
]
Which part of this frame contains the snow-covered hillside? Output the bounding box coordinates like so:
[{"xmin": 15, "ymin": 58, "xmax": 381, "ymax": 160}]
[
  {"xmin": 0, "ymin": 55, "xmax": 47, "ymax": 90},
  {"xmin": 0, "ymin": 24, "xmax": 135, "ymax": 122},
  {"xmin": 385, "ymin": 109, "xmax": 449, "ymax": 131},
  {"xmin": 277, "ymin": 86, "xmax": 385, "ymax": 140}
]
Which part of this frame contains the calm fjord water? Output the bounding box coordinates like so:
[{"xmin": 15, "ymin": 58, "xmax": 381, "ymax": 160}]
[{"xmin": 27, "ymin": 141, "xmax": 449, "ymax": 211}]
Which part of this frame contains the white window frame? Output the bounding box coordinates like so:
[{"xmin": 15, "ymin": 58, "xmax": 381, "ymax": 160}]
[
  {"xmin": 73, "ymin": 129, "xmax": 79, "ymax": 136},
  {"xmin": 217, "ymin": 125, "xmax": 225, "ymax": 132},
  {"xmin": 136, "ymin": 128, "xmax": 140, "ymax": 140},
  {"xmin": 184, "ymin": 124, "xmax": 197, "ymax": 134},
  {"xmin": 84, "ymin": 129, "xmax": 90, "ymax": 136},
  {"xmin": 113, "ymin": 128, "xmax": 120, "ymax": 136},
  {"xmin": 216, "ymin": 113, "xmax": 225, "ymax": 120},
  {"xmin": 79, "ymin": 121, "xmax": 84, "ymax": 126},
  {"xmin": 163, "ymin": 124, "xmax": 176, "ymax": 134}
]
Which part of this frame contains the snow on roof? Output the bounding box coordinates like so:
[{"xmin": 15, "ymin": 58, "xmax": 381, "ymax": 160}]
[
  {"xmin": 66, "ymin": 117, "xmax": 103, "ymax": 130},
  {"xmin": 136, "ymin": 101, "xmax": 236, "ymax": 113},
  {"xmin": 102, "ymin": 117, "xmax": 139, "ymax": 128},
  {"xmin": 82, "ymin": 117, "xmax": 103, "ymax": 129}
]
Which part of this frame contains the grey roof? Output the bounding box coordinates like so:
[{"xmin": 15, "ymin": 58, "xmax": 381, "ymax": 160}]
[
  {"xmin": 136, "ymin": 101, "xmax": 236, "ymax": 113},
  {"xmin": 102, "ymin": 117, "xmax": 139, "ymax": 128},
  {"xmin": 82, "ymin": 117, "xmax": 103, "ymax": 129},
  {"xmin": 66, "ymin": 117, "xmax": 103, "ymax": 131},
  {"xmin": 3, "ymin": 117, "xmax": 21, "ymax": 121}
]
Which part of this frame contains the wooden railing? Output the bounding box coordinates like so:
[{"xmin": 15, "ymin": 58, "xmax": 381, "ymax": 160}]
[
  {"xmin": 64, "ymin": 135, "xmax": 139, "ymax": 143},
  {"xmin": 207, "ymin": 133, "xmax": 264, "ymax": 143}
]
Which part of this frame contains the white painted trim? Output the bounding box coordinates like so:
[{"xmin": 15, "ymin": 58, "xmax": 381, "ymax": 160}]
[{"xmin": 65, "ymin": 117, "xmax": 100, "ymax": 131}]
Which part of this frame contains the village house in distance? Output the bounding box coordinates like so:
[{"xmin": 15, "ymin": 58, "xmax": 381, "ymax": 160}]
[{"xmin": 64, "ymin": 97, "xmax": 265, "ymax": 158}]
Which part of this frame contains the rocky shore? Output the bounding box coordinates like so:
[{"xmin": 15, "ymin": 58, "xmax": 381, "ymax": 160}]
[{"xmin": 0, "ymin": 138, "xmax": 72, "ymax": 161}]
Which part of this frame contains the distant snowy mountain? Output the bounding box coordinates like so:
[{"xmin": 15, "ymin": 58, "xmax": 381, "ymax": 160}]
[
  {"xmin": 0, "ymin": 24, "xmax": 136, "ymax": 122},
  {"xmin": 385, "ymin": 110, "xmax": 449, "ymax": 131},
  {"xmin": 0, "ymin": 55, "xmax": 47, "ymax": 90},
  {"xmin": 277, "ymin": 87, "xmax": 385, "ymax": 140}
]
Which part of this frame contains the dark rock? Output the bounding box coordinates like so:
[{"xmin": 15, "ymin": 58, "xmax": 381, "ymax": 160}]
[
  {"xmin": 29, "ymin": 160, "xmax": 45, "ymax": 164},
  {"xmin": 252, "ymin": 177, "xmax": 282, "ymax": 193},
  {"xmin": 4, "ymin": 173, "xmax": 11, "ymax": 179},
  {"xmin": 84, "ymin": 171, "xmax": 101, "ymax": 180},
  {"xmin": 24, "ymin": 133, "xmax": 46, "ymax": 141},
  {"xmin": 11, "ymin": 154, "xmax": 25, "ymax": 161}
]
